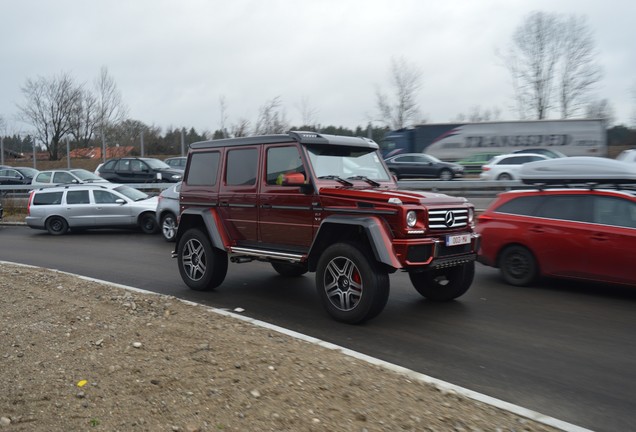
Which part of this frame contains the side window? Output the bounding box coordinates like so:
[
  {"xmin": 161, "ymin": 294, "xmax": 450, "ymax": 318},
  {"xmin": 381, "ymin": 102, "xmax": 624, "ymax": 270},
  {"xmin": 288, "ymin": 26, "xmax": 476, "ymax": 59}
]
[
  {"xmin": 266, "ymin": 146, "xmax": 304, "ymax": 185},
  {"xmin": 130, "ymin": 160, "xmax": 145, "ymax": 172},
  {"xmin": 53, "ymin": 172, "xmax": 75, "ymax": 183},
  {"xmin": 94, "ymin": 190, "xmax": 121, "ymax": 204},
  {"xmin": 32, "ymin": 191, "xmax": 64, "ymax": 205},
  {"xmin": 115, "ymin": 159, "xmax": 131, "ymax": 171},
  {"xmin": 593, "ymin": 196, "xmax": 636, "ymax": 228},
  {"xmin": 226, "ymin": 148, "xmax": 258, "ymax": 186},
  {"xmin": 535, "ymin": 195, "xmax": 592, "ymax": 222},
  {"xmin": 187, "ymin": 152, "xmax": 220, "ymax": 186},
  {"xmin": 36, "ymin": 172, "xmax": 53, "ymax": 183},
  {"xmin": 494, "ymin": 195, "xmax": 544, "ymax": 216},
  {"xmin": 66, "ymin": 190, "xmax": 90, "ymax": 204},
  {"xmin": 102, "ymin": 160, "xmax": 117, "ymax": 170}
]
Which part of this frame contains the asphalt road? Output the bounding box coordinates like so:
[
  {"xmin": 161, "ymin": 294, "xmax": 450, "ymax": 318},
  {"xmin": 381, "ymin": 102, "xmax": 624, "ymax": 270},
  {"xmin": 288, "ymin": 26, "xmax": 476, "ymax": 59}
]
[{"xmin": 2, "ymin": 224, "xmax": 635, "ymax": 432}]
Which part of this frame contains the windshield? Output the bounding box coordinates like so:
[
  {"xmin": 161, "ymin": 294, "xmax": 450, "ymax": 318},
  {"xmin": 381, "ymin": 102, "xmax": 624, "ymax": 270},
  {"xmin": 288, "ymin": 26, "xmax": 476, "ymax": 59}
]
[
  {"xmin": 306, "ymin": 146, "xmax": 391, "ymax": 182},
  {"xmin": 17, "ymin": 167, "xmax": 38, "ymax": 177},
  {"xmin": 71, "ymin": 169, "xmax": 103, "ymax": 181},
  {"xmin": 144, "ymin": 159, "xmax": 172, "ymax": 169},
  {"xmin": 114, "ymin": 185, "xmax": 149, "ymax": 201}
]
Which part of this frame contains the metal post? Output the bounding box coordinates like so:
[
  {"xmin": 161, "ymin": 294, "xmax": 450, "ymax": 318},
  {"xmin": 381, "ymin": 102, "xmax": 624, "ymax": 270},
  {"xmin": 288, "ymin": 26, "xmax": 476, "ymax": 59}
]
[
  {"xmin": 140, "ymin": 130, "xmax": 144, "ymax": 157},
  {"xmin": 101, "ymin": 130, "xmax": 106, "ymax": 163},
  {"xmin": 66, "ymin": 138, "xmax": 71, "ymax": 168},
  {"xmin": 32, "ymin": 138, "xmax": 36, "ymax": 169},
  {"xmin": 0, "ymin": 136, "xmax": 4, "ymax": 166},
  {"xmin": 181, "ymin": 129, "xmax": 185, "ymax": 156}
]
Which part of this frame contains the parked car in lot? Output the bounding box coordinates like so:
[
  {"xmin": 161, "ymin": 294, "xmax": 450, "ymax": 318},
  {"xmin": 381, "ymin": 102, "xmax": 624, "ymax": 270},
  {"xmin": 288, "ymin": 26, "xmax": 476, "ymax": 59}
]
[
  {"xmin": 32, "ymin": 169, "xmax": 108, "ymax": 187},
  {"xmin": 479, "ymin": 153, "xmax": 549, "ymax": 181},
  {"xmin": 164, "ymin": 156, "xmax": 187, "ymax": 171},
  {"xmin": 96, "ymin": 157, "xmax": 182, "ymax": 183},
  {"xmin": 455, "ymin": 152, "xmax": 502, "ymax": 174},
  {"xmin": 512, "ymin": 148, "xmax": 567, "ymax": 158},
  {"xmin": 477, "ymin": 157, "xmax": 636, "ymax": 287},
  {"xmin": 0, "ymin": 166, "xmax": 39, "ymax": 185},
  {"xmin": 156, "ymin": 182, "xmax": 181, "ymax": 242},
  {"xmin": 26, "ymin": 183, "xmax": 159, "ymax": 235},
  {"xmin": 617, "ymin": 149, "xmax": 636, "ymax": 163},
  {"xmin": 384, "ymin": 153, "xmax": 464, "ymax": 180}
]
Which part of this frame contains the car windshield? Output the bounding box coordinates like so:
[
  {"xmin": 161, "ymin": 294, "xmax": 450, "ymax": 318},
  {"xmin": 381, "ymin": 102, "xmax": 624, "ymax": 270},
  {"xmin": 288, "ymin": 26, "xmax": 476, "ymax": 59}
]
[
  {"xmin": 144, "ymin": 159, "xmax": 171, "ymax": 169},
  {"xmin": 70, "ymin": 169, "xmax": 103, "ymax": 181},
  {"xmin": 114, "ymin": 185, "xmax": 149, "ymax": 201},
  {"xmin": 17, "ymin": 167, "xmax": 38, "ymax": 177},
  {"xmin": 306, "ymin": 146, "xmax": 391, "ymax": 182}
]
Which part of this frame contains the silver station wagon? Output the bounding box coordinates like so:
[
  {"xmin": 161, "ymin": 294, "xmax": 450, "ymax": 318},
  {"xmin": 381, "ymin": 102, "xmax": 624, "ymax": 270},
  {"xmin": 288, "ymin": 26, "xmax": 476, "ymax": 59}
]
[{"xmin": 26, "ymin": 183, "xmax": 159, "ymax": 235}]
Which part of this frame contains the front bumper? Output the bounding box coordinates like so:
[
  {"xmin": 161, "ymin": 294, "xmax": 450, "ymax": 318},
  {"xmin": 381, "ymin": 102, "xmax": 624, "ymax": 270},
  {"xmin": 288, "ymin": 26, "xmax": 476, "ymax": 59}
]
[{"xmin": 392, "ymin": 233, "xmax": 481, "ymax": 268}]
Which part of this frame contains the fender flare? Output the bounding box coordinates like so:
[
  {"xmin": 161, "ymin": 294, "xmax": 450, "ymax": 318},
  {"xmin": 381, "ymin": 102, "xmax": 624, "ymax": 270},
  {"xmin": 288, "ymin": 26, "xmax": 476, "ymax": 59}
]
[
  {"xmin": 308, "ymin": 215, "xmax": 402, "ymax": 271},
  {"xmin": 174, "ymin": 207, "xmax": 227, "ymax": 250}
]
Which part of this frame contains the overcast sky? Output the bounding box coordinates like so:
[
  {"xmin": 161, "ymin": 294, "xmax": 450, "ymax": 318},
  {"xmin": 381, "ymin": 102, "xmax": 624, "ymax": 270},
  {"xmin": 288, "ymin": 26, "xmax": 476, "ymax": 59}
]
[{"xmin": 1, "ymin": 0, "xmax": 635, "ymax": 136}]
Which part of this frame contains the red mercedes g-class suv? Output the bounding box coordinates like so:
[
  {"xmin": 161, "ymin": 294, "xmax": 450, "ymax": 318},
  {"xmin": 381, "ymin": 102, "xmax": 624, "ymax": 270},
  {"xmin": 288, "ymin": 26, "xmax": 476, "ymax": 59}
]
[{"xmin": 174, "ymin": 131, "xmax": 480, "ymax": 323}]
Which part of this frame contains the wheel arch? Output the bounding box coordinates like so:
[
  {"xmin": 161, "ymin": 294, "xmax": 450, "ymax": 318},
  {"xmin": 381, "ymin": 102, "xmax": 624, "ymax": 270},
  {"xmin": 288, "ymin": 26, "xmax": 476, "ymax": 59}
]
[
  {"xmin": 496, "ymin": 242, "xmax": 541, "ymax": 271},
  {"xmin": 175, "ymin": 208, "xmax": 227, "ymax": 250},
  {"xmin": 307, "ymin": 215, "xmax": 401, "ymax": 272}
]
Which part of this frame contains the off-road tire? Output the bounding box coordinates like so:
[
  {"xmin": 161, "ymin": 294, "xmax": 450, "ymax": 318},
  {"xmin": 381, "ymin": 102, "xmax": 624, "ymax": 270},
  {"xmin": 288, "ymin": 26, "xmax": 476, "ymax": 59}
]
[
  {"xmin": 160, "ymin": 212, "xmax": 178, "ymax": 242},
  {"xmin": 409, "ymin": 262, "xmax": 475, "ymax": 301},
  {"xmin": 178, "ymin": 228, "xmax": 228, "ymax": 291},
  {"xmin": 46, "ymin": 216, "xmax": 69, "ymax": 236},
  {"xmin": 499, "ymin": 245, "xmax": 538, "ymax": 286},
  {"xmin": 139, "ymin": 212, "xmax": 158, "ymax": 234},
  {"xmin": 316, "ymin": 242, "xmax": 389, "ymax": 324},
  {"xmin": 271, "ymin": 262, "xmax": 308, "ymax": 277}
]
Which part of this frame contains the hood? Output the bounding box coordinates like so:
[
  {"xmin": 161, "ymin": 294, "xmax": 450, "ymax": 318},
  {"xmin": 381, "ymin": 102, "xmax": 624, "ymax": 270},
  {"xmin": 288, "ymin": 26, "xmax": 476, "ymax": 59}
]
[{"xmin": 318, "ymin": 187, "xmax": 469, "ymax": 206}]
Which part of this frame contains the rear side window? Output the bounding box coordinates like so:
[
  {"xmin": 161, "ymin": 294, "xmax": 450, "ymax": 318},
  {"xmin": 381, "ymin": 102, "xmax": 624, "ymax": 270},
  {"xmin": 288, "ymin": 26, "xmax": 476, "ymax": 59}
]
[
  {"xmin": 66, "ymin": 190, "xmax": 90, "ymax": 204},
  {"xmin": 187, "ymin": 152, "xmax": 220, "ymax": 186},
  {"xmin": 494, "ymin": 195, "xmax": 544, "ymax": 216},
  {"xmin": 52, "ymin": 172, "xmax": 75, "ymax": 183},
  {"xmin": 535, "ymin": 195, "xmax": 592, "ymax": 223},
  {"xmin": 32, "ymin": 191, "xmax": 63, "ymax": 205},
  {"xmin": 226, "ymin": 148, "xmax": 258, "ymax": 186},
  {"xmin": 594, "ymin": 196, "xmax": 636, "ymax": 228}
]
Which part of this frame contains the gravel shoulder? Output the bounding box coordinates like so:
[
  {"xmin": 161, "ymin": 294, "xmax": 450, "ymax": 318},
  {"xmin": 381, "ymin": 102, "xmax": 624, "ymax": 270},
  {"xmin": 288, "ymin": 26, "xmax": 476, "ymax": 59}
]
[{"xmin": 0, "ymin": 262, "xmax": 563, "ymax": 431}]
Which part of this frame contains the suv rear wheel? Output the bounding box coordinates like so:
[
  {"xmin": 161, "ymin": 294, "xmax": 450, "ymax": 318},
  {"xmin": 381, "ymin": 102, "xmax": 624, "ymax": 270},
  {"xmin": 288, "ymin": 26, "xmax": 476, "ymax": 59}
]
[
  {"xmin": 409, "ymin": 262, "xmax": 474, "ymax": 301},
  {"xmin": 316, "ymin": 242, "xmax": 389, "ymax": 324},
  {"xmin": 271, "ymin": 262, "xmax": 308, "ymax": 277},
  {"xmin": 178, "ymin": 228, "xmax": 228, "ymax": 291}
]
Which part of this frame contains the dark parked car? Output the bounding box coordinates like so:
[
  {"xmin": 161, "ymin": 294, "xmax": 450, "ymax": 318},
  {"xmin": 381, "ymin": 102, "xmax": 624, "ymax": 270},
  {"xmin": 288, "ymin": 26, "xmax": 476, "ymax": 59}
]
[
  {"xmin": 164, "ymin": 156, "xmax": 187, "ymax": 171},
  {"xmin": 96, "ymin": 157, "xmax": 182, "ymax": 183},
  {"xmin": 476, "ymin": 158, "xmax": 636, "ymax": 287},
  {"xmin": 384, "ymin": 153, "xmax": 463, "ymax": 180},
  {"xmin": 0, "ymin": 167, "xmax": 39, "ymax": 185}
]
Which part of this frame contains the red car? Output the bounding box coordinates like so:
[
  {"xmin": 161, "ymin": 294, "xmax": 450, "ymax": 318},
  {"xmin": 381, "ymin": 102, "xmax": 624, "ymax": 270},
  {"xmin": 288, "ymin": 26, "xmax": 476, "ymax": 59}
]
[{"xmin": 476, "ymin": 187, "xmax": 636, "ymax": 287}]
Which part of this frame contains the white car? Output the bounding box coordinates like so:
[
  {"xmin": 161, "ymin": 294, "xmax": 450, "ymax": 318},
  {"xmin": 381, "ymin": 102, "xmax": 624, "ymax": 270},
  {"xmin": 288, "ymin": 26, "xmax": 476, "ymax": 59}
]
[
  {"xmin": 479, "ymin": 153, "xmax": 550, "ymax": 181},
  {"xmin": 32, "ymin": 169, "xmax": 109, "ymax": 186},
  {"xmin": 617, "ymin": 149, "xmax": 636, "ymax": 163}
]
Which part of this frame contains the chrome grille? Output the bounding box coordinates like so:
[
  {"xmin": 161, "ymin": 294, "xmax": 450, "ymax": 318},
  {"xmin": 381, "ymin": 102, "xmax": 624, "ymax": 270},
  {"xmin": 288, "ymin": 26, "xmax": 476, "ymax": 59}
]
[{"xmin": 428, "ymin": 208, "xmax": 469, "ymax": 229}]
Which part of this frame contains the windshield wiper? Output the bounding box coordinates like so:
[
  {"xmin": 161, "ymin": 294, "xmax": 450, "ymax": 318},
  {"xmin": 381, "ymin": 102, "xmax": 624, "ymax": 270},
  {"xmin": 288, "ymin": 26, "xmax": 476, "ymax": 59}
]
[
  {"xmin": 317, "ymin": 175, "xmax": 353, "ymax": 186},
  {"xmin": 347, "ymin": 176, "xmax": 381, "ymax": 187}
]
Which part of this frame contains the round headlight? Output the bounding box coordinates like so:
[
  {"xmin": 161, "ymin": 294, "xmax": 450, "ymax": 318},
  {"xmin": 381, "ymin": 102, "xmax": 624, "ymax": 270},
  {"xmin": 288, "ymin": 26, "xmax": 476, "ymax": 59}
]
[{"xmin": 406, "ymin": 210, "xmax": 417, "ymax": 227}]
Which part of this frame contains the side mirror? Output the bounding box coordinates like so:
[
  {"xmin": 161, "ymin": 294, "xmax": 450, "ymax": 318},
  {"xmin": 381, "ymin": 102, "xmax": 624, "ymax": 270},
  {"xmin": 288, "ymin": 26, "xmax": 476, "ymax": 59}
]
[
  {"xmin": 277, "ymin": 172, "xmax": 306, "ymax": 186},
  {"xmin": 115, "ymin": 198, "xmax": 126, "ymax": 205}
]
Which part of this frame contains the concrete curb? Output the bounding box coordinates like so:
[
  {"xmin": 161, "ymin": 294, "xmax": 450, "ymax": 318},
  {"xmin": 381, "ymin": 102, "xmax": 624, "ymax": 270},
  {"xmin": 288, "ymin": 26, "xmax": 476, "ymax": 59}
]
[{"xmin": 2, "ymin": 260, "xmax": 592, "ymax": 432}]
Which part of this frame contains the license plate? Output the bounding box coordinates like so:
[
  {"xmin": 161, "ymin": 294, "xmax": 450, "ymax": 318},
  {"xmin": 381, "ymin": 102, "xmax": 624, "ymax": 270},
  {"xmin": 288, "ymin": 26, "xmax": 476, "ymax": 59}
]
[{"xmin": 446, "ymin": 233, "xmax": 471, "ymax": 246}]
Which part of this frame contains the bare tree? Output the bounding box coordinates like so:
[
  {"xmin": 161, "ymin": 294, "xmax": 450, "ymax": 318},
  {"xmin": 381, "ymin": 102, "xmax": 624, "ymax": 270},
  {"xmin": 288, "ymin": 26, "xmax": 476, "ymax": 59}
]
[
  {"xmin": 219, "ymin": 95, "xmax": 229, "ymax": 138},
  {"xmin": 558, "ymin": 15, "xmax": 602, "ymax": 118},
  {"xmin": 231, "ymin": 118, "xmax": 251, "ymax": 137},
  {"xmin": 254, "ymin": 96, "xmax": 289, "ymax": 135},
  {"xmin": 502, "ymin": 12, "xmax": 602, "ymax": 120},
  {"xmin": 95, "ymin": 66, "xmax": 127, "ymax": 161},
  {"xmin": 454, "ymin": 106, "xmax": 502, "ymax": 123},
  {"xmin": 70, "ymin": 88, "xmax": 99, "ymax": 148},
  {"xmin": 297, "ymin": 96, "xmax": 319, "ymax": 128},
  {"xmin": 375, "ymin": 56, "xmax": 422, "ymax": 129},
  {"xmin": 585, "ymin": 98, "xmax": 614, "ymax": 125},
  {"xmin": 17, "ymin": 72, "xmax": 82, "ymax": 160},
  {"xmin": 502, "ymin": 12, "xmax": 562, "ymax": 119}
]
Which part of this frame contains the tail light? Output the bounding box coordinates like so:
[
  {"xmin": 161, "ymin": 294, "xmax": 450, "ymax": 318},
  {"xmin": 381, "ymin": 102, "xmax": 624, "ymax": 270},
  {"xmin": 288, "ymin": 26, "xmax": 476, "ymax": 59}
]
[
  {"xmin": 27, "ymin": 191, "xmax": 35, "ymax": 216},
  {"xmin": 482, "ymin": 166, "xmax": 491, "ymax": 171}
]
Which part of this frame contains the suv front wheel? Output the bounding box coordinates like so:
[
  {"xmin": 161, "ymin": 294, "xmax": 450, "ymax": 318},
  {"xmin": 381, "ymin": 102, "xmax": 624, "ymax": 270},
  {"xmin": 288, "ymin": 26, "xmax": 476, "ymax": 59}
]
[
  {"xmin": 178, "ymin": 228, "xmax": 228, "ymax": 291},
  {"xmin": 316, "ymin": 242, "xmax": 389, "ymax": 324},
  {"xmin": 409, "ymin": 262, "xmax": 474, "ymax": 301}
]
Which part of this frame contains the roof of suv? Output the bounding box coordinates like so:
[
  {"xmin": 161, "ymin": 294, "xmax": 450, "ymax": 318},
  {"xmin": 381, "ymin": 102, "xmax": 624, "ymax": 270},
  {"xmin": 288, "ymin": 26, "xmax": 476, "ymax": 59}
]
[
  {"xmin": 32, "ymin": 182, "xmax": 123, "ymax": 193},
  {"xmin": 189, "ymin": 131, "xmax": 379, "ymax": 150}
]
